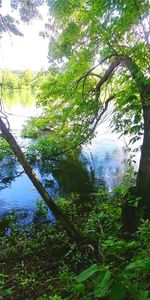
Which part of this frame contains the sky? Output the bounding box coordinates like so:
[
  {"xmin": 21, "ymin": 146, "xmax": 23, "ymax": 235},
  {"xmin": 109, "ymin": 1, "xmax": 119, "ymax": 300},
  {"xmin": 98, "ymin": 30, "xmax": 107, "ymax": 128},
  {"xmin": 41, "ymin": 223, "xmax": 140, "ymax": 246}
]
[{"xmin": 0, "ymin": 1, "xmax": 49, "ymax": 71}]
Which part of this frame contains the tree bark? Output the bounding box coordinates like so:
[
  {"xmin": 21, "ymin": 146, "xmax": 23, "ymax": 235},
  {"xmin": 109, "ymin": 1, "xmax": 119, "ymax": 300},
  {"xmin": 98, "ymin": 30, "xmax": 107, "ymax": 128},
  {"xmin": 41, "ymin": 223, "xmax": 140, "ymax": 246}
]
[
  {"xmin": 0, "ymin": 117, "xmax": 83, "ymax": 242},
  {"xmin": 136, "ymin": 103, "xmax": 150, "ymax": 217},
  {"xmin": 116, "ymin": 56, "xmax": 150, "ymax": 218}
]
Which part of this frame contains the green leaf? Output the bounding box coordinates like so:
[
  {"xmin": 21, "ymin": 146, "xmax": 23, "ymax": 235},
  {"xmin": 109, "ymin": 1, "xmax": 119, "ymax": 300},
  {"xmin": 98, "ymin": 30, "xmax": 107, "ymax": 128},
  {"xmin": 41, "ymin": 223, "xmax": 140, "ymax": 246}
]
[
  {"xmin": 94, "ymin": 270, "xmax": 112, "ymax": 298},
  {"xmin": 77, "ymin": 264, "xmax": 99, "ymax": 282},
  {"xmin": 0, "ymin": 289, "xmax": 13, "ymax": 296},
  {"xmin": 137, "ymin": 290, "xmax": 149, "ymax": 300},
  {"xmin": 125, "ymin": 258, "xmax": 150, "ymax": 272},
  {"xmin": 72, "ymin": 282, "xmax": 86, "ymax": 294}
]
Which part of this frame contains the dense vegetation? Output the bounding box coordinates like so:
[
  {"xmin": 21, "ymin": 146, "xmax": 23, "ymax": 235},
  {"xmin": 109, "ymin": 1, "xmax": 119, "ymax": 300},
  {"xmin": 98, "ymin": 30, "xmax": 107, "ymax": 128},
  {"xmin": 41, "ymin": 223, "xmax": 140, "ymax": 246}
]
[
  {"xmin": 0, "ymin": 1, "xmax": 150, "ymax": 299},
  {"xmin": 1, "ymin": 176, "xmax": 150, "ymax": 300},
  {"xmin": 0, "ymin": 69, "xmax": 47, "ymax": 90}
]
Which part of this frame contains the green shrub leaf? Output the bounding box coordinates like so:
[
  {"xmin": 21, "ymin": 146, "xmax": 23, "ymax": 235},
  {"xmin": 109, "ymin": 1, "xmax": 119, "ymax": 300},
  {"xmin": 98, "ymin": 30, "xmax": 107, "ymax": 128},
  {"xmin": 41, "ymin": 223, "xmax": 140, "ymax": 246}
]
[
  {"xmin": 77, "ymin": 264, "xmax": 99, "ymax": 282},
  {"xmin": 94, "ymin": 270, "xmax": 112, "ymax": 298}
]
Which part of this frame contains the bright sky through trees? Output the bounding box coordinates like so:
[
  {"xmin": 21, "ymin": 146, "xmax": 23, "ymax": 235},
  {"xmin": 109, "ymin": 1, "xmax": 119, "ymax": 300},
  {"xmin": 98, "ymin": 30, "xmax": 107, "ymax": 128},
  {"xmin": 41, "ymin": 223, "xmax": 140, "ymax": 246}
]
[{"xmin": 0, "ymin": 2, "xmax": 49, "ymax": 71}]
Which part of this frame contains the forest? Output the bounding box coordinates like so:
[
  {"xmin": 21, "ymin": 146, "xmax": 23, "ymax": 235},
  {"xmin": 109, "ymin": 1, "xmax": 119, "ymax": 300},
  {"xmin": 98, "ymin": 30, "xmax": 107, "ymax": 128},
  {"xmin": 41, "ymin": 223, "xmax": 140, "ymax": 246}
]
[{"xmin": 0, "ymin": 0, "xmax": 150, "ymax": 299}]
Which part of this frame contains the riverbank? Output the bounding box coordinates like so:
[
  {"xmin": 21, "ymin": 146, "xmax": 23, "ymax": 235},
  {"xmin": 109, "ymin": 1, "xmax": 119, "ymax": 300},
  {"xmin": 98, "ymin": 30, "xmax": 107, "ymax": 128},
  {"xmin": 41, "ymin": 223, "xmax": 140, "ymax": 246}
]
[{"xmin": 1, "ymin": 179, "xmax": 150, "ymax": 300}]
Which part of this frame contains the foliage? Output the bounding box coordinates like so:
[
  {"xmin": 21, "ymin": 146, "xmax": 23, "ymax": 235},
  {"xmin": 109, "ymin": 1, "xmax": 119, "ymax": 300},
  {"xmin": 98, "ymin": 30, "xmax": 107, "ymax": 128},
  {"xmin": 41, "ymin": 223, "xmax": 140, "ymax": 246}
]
[
  {"xmin": 76, "ymin": 258, "xmax": 150, "ymax": 299},
  {"xmin": 21, "ymin": 116, "xmax": 52, "ymax": 138},
  {"xmin": 1, "ymin": 178, "xmax": 150, "ymax": 299},
  {"xmin": 26, "ymin": 134, "xmax": 64, "ymax": 160},
  {"xmin": 19, "ymin": 70, "xmax": 33, "ymax": 87},
  {"xmin": 33, "ymin": 0, "xmax": 150, "ymax": 158},
  {"xmin": 0, "ymin": 0, "xmax": 45, "ymax": 38},
  {"xmin": 0, "ymin": 69, "xmax": 47, "ymax": 90},
  {"xmin": 0, "ymin": 69, "xmax": 19, "ymax": 89},
  {"xmin": 0, "ymin": 1, "xmax": 150, "ymax": 299},
  {"xmin": 25, "ymin": 131, "xmax": 82, "ymax": 161},
  {"xmin": 0, "ymin": 138, "xmax": 13, "ymax": 161}
]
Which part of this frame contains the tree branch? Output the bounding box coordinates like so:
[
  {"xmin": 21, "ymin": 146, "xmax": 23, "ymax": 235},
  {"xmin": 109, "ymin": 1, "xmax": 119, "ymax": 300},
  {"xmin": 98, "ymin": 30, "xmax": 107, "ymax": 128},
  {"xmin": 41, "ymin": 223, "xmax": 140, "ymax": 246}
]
[
  {"xmin": 74, "ymin": 54, "xmax": 116, "ymax": 88},
  {"xmin": 95, "ymin": 60, "xmax": 120, "ymax": 93},
  {"xmin": 88, "ymin": 94, "xmax": 116, "ymax": 137}
]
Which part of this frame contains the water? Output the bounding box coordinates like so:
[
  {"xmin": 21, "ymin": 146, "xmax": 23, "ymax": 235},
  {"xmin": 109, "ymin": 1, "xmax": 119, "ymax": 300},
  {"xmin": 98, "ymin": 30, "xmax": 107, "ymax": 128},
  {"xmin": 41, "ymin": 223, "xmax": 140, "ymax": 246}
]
[{"xmin": 0, "ymin": 90, "xmax": 128, "ymax": 217}]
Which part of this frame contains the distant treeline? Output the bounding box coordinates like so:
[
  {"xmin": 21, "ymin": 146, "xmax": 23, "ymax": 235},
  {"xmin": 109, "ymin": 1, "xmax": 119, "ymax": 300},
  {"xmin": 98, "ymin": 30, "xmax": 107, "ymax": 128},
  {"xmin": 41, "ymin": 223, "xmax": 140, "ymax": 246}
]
[{"xmin": 0, "ymin": 68, "xmax": 47, "ymax": 90}]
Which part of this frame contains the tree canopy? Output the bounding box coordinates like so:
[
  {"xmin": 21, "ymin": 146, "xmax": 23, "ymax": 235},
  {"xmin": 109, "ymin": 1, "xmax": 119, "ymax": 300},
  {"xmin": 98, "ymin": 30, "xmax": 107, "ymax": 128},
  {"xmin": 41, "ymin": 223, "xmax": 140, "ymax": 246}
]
[
  {"xmin": 0, "ymin": 0, "xmax": 45, "ymax": 37},
  {"xmin": 37, "ymin": 0, "xmax": 149, "ymax": 154}
]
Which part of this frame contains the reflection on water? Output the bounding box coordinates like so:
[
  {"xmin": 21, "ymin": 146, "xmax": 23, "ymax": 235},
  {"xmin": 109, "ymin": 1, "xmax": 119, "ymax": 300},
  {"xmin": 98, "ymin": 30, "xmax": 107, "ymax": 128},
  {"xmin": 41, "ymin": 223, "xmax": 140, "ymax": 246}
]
[
  {"xmin": 0, "ymin": 158, "xmax": 19, "ymax": 190},
  {"xmin": 2, "ymin": 89, "xmax": 41, "ymax": 132},
  {"xmin": 0, "ymin": 91, "xmax": 128, "ymax": 216},
  {"xmin": 82, "ymin": 128, "xmax": 127, "ymax": 190},
  {"xmin": 3, "ymin": 89, "xmax": 35, "ymax": 107},
  {"xmin": 37, "ymin": 154, "xmax": 103, "ymax": 201}
]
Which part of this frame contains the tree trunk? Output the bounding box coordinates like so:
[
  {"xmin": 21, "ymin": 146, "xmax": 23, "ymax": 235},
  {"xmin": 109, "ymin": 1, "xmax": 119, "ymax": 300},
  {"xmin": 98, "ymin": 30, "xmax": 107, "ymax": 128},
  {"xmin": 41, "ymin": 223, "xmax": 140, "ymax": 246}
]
[
  {"xmin": 136, "ymin": 105, "xmax": 150, "ymax": 217},
  {"xmin": 0, "ymin": 117, "xmax": 83, "ymax": 242}
]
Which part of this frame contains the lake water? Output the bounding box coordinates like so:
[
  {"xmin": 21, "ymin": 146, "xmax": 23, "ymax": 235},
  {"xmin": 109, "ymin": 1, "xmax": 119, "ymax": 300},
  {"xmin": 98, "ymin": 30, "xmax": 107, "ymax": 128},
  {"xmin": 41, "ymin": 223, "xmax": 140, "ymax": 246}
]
[{"xmin": 0, "ymin": 90, "xmax": 128, "ymax": 218}]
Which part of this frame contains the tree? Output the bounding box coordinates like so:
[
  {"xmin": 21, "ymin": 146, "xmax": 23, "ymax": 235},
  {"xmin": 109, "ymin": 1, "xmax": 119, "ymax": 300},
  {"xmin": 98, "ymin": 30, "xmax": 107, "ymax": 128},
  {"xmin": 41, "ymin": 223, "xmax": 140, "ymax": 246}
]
[
  {"xmin": 0, "ymin": 69, "xmax": 19, "ymax": 89},
  {"xmin": 0, "ymin": 0, "xmax": 86, "ymax": 244},
  {"xmin": 19, "ymin": 70, "xmax": 33, "ymax": 86},
  {"xmin": 0, "ymin": 0, "xmax": 45, "ymax": 37},
  {"xmin": 38, "ymin": 1, "xmax": 150, "ymax": 216}
]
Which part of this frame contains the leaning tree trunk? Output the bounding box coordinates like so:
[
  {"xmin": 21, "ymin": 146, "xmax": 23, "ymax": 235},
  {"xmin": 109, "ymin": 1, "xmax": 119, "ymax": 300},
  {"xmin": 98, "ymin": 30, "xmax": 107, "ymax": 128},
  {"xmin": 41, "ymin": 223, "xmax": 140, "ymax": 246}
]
[
  {"xmin": 0, "ymin": 117, "xmax": 83, "ymax": 242},
  {"xmin": 136, "ymin": 103, "xmax": 150, "ymax": 218}
]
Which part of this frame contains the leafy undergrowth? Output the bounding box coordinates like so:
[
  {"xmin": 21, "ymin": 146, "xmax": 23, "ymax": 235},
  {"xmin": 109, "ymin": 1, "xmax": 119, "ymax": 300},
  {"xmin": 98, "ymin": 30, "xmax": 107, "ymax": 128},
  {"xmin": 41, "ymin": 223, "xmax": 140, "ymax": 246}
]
[{"xmin": 0, "ymin": 187, "xmax": 150, "ymax": 300}]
